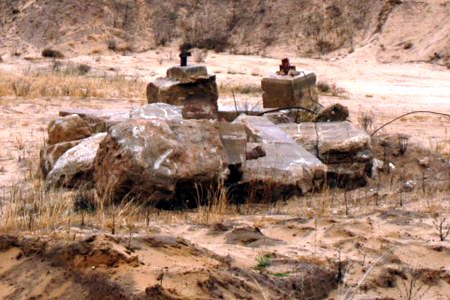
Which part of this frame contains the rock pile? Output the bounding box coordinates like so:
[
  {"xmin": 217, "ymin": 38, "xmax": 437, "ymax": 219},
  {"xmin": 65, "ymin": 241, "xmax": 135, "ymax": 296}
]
[{"xmin": 40, "ymin": 63, "xmax": 375, "ymax": 207}]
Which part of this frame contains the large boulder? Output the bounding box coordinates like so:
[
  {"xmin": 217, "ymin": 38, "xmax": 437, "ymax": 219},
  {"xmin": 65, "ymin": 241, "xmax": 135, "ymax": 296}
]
[
  {"xmin": 46, "ymin": 133, "xmax": 107, "ymax": 189},
  {"xmin": 94, "ymin": 119, "xmax": 228, "ymax": 207},
  {"xmin": 47, "ymin": 114, "xmax": 92, "ymax": 145}
]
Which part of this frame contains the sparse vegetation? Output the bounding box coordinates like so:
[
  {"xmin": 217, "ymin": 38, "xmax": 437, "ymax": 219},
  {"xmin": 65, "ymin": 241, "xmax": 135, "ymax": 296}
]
[
  {"xmin": 0, "ymin": 69, "xmax": 145, "ymax": 99},
  {"xmin": 434, "ymin": 216, "xmax": 449, "ymax": 241},
  {"xmin": 42, "ymin": 48, "xmax": 64, "ymax": 59},
  {"xmin": 255, "ymin": 254, "xmax": 271, "ymax": 269}
]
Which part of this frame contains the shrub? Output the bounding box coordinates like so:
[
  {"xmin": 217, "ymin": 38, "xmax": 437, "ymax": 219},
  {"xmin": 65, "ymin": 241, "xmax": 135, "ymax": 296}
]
[
  {"xmin": 107, "ymin": 39, "xmax": 117, "ymax": 51},
  {"xmin": 42, "ymin": 48, "xmax": 64, "ymax": 59},
  {"xmin": 11, "ymin": 79, "xmax": 31, "ymax": 97},
  {"xmin": 403, "ymin": 42, "xmax": 413, "ymax": 50},
  {"xmin": 317, "ymin": 81, "xmax": 331, "ymax": 93}
]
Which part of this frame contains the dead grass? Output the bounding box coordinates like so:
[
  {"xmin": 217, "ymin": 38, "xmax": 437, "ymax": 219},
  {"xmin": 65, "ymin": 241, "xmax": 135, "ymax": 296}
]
[
  {"xmin": 0, "ymin": 70, "xmax": 146, "ymax": 100},
  {"xmin": 219, "ymin": 82, "xmax": 262, "ymax": 96}
]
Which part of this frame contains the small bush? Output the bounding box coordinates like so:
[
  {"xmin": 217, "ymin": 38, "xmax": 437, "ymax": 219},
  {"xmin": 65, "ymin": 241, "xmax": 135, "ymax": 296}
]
[
  {"xmin": 403, "ymin": 42, "xmax": 413, "ymax": 50},
  {"xmin": 317, "ymin": 81, "xmax": 331, "ymax": 93},
  {"xmin": 11, "ymin": 79, "xmax": 31, "ymax": 97},
  {"xmin": 255, "ymin": 254, "xmax": 271, "ymax": 269},
  {"xmin": 42, "ymin": 48, "xmax": 64, "ymax": 59},
  {"xmin": 77, "ymin": 64, "xmax": 91, "ymax": 75}
]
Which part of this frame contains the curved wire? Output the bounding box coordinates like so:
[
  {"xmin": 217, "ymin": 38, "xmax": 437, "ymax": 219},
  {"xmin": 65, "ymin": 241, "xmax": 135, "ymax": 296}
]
[{"xmin": 370, "ymin": 111, "xmax": 450, "ymax": 137}]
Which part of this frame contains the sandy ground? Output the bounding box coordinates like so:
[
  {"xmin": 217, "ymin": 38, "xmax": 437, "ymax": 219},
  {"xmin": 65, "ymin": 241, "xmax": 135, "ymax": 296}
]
[
  {"xmin": 0, "ymin": 51, "xmax": 449, "ymax": 299},
  {"xmin": 0, "ymin": 202, "xmax": 449, "ymax": 299}
]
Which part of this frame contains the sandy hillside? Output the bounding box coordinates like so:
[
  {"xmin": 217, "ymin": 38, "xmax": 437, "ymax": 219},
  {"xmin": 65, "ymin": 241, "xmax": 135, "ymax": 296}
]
[{"xmin": 0, "ymin": 0, "xmax": 449, "ymax": 65}]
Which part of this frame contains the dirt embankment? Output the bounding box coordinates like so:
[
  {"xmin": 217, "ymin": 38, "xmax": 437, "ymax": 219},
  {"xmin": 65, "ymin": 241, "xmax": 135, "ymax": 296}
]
[{"xmin": 0, "ymin": 0, "xmax": 449, "ymax": 64}]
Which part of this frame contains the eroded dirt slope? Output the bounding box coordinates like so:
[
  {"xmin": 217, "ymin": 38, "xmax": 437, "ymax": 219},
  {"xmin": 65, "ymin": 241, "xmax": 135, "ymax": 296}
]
[{"xmin": 0, "ymin": 0, "xmax": 448, "ymax": 64}]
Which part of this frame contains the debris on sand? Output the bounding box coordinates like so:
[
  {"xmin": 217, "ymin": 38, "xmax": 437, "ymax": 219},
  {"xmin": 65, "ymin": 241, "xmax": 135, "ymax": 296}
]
[{"xmin": 40, "ymin": 62, "xmax": 380, "ymax": 205}]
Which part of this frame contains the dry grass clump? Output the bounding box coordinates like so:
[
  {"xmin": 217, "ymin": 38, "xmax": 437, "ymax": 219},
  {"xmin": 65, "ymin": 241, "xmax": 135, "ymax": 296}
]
[
  {"xmin": 219, "ymin": 82, "xmax": 262, "ymax": 96},
  {"xmin": 0, "ymin": 70, "xmax": 146, "ymax": 99},
  {"xmin": 317, "ymin": 81, "xmax": 347, "ymax": 97},
  {"xmin": 42, "ymin": 48, "xmax": 64, "ymax": 59}
]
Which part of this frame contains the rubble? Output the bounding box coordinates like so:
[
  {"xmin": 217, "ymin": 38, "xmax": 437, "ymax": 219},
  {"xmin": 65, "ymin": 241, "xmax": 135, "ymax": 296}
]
[{"xmin": 40, "ymin": 61, "xmax": 380, "ymax": 206}]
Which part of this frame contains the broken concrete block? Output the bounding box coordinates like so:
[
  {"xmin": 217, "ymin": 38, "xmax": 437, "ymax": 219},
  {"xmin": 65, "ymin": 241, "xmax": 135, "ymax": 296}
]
[
  {"xmin": 47, "ymin": 114, "xmax": 92, "ymax": 145},
  {"xmin": 234, "ymin": 115, "xmax": 326, "ymax": 193},
  {"xmin": 279, "ymin": 121, "xmax": 373, "ymax": 189},
  {"xmin": 46, "ymin": 133, "xmax": 107, "ymax": 189},
  {"xmin": 59, "ymin": 108, "xmax": 130, "ymax": 133},
  {"xmin": 219, "ymin": 123, "xmax": 247, "ymax": 166},
  {"xmin": 317, "ymin": 122, "xmax": 372, "ymax": 164},
  {"xmin": 147, "ymin": 65, "xmax": 218, "ymax": 121},
  {"xmin": 166, "ymin": 65, "xmax": 208, "ymax": 83},
  {"xmin": 94, "ymin": 119, "xmax": 228, "ymax": 206},
  {"xmin": 261, "ymin": 72, "xmax": 321, "ymax": 121}
]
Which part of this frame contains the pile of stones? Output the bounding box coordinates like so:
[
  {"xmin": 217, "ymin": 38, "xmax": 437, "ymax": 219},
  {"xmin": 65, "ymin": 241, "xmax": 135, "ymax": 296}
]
[{"xmin": 40, "ymin": 64, "xmax": 373, "ymax": 207}]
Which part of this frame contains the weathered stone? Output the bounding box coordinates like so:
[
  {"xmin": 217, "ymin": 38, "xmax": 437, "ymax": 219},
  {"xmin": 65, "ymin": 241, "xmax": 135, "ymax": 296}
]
[
  {"xmin": 265, "ymin": 111, "xmax": 295, "ymax": 124},
  {"xmin": 234, "ymin": 115, "xmax": 326, "ymax": 194},
  {"xmin": 130, "ymin": 103, "xmax": 182, "ymax": 121},
  {"xmin": 59, "ymin": 109, "xmax": 130, "ymax": 133},
  {"xmin": 146, "ymin": 76, "xmax": 218, "ymax": 106},
  {"xmin": 279, "ymin": 122, "xmax": 373, "ymax": 188},
  {"xmin": 182, "ymin": 98, "xmax": 218, "ymax": 120},
  {"xmin": 94, "ymin": 119, "xmax": 228, "ymax": 206},
  {"xmin": 314, "ymin": 103, "xmax": 349, "ymax": 122},
  {"xmin": 317, "ymin": 122, "xmax": 372, "ymax": 164},
  {"xmin": 219, "ymin": 123, "xmax": 247, "ymax": 165},
  {"xmin": 39, "ymin": 140, "xmax": 82, "ymax": 178},
  {"xmin": 47, "ymin": 114, "xmax": 92, "ymax": 145},
  {"xmin": 261, "ymin": 72, "xmax": 321, "ymax": 122},
  {"xmin": 166, "ymin": 65, "xmax": 208, "ymax": 83},
  {"xmin": 278, "ymin": 123, "xmax": 318, "ymax": 156},
  {"xmin": 147, "ymin": 72, "xmax": 219, "ymax": 120},
  {"xmin": 46, "ymin": 133, "xmax": 107, "ymax": 189}
]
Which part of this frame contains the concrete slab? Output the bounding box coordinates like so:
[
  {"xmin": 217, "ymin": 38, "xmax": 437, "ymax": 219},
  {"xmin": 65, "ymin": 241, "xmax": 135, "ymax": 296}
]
[
  {"xmin": 278, "ymin": 123, "xmax": 318, "ymax": 156},
  {"xmin": 316, "ymin": 122, "xmax": 372, "ymax": 164},
  {"xmin": 233, "ymin": 115, "xmax": 326, "ymax": 193}
]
